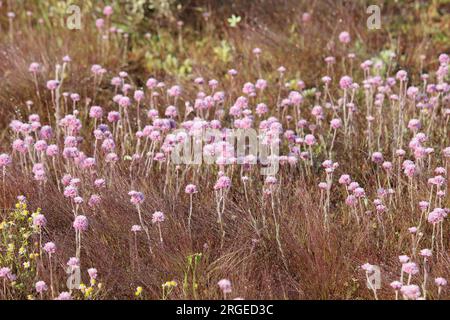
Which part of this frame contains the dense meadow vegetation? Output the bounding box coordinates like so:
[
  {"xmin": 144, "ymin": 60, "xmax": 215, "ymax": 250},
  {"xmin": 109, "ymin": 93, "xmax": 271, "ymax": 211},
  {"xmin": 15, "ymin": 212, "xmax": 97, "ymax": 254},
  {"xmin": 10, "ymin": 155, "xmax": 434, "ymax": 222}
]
[{"xmin": 0, "ymin": 0, "xmax": 449, "ymax": 300}]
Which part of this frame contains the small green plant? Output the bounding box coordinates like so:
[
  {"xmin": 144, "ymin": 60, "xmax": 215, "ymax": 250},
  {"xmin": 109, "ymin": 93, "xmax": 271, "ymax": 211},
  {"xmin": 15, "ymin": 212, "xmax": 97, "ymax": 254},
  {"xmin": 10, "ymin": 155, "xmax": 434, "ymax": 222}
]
[
  {"xmin": 213, "ymin": 40, "xmax": 233, "ymax": 64},
  {"xmin": 182, "ymin": 253, "xmax": 202, "ymax": 299},
  {"xmin": 161, "ymin": 280, "xmax": 177, "ymax": 300},
  {"xmin": 227, "ymin": 14, "xmax": 241, "ymax": 28}
]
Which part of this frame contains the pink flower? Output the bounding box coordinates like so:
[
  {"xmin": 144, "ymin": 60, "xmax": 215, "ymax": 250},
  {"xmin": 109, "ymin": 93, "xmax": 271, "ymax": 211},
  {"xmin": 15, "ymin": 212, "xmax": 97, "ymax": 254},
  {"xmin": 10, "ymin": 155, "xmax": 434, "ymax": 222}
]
[
  {"xmin": 131, "ymin": 225, "xmax": 142, "ymax": 232},
  {"xmin": 338, "ymin": 31, "xmax": 351, "ymax": 44},
  {"xmin": 420, "ymin": 249, "xmax": 432, "ymax": 258},
  {"xmin": 330, "ymin": 118, "xmax": 342, "ymax": 129},
  {"xmin": 103, "ymin": 6, "xmax": 113, "ymax": 16},
  {"xmin": 134, "ymin": 90, "xmax": 144, "ymax": 102},
  {"xmin": 88, "ymin": 268, "xmax": 98, "ymax": 279},
  {"xmin": 218, "ymin": 279, "xmax": 232, "ymax": 294},
  {"xmin": 427, "ymin": 208, "xmax": 445, "ymax": 224},
  {"xmin": 304, "ymin": 134, "xmax": 316, "ymax": 146},
  {"xmin": 88, "ymin": 194, "xmax": 101, "ymax": 207},
  {"xmin": 338, "ymin": 174, "xmax": 351, "ymax": 185},
  {"xmin": 152, "ymin": 211, "xmax": 165, "ymax": 224},
  {"xmin": 400, "ymin": 285, "xmax": 421, "ymax": 300},
  {"xmin": 371, "ymin": 152, "xmax": 383, "ymax": 164},
  {"xmin": 73, "ymin": 215, "xmax": 89, "ymax": 232},
  {"xmin": 43, "ymin": 242, "xmax": 56, "ymax": 254},
  {"xmin": 33, "ymin": 214, "xmax": 47, "ymax": 228},
  {"xmin": 128, "ymin": 191, "xmax": 144, "ymax": 205},
  {"xmin": 35, "ymin": 281, "xmax": 48, "ymax": 293},
  {"xmin": 29, "ymin": 62, "xmax": 41, "ymax": 73},
  {"xmin": 361, "ymin": 263, "xmax": 375, "ymax": 273},
  {"xmin": 95, "ymin": 18, "xmax": 104, "ymax": 29},
  {"xmin": 214, "ymin": 176, "xmax": 231, "ymax": 190},
  {"xmin": 390, "ymin": 281, "xmax": 403, "ymax": 290},
  {"xmin": 46, "ymin": 80, "xmax": 59, "ymax": 90},
  {"xmin": 398, "ymin": 255, "xmax": 409, "ymax": 264},
  {"xmin": 339, "ymin": 76, "xmax": 353, "ymax": 89},
  {"xmin": 56, "ymin": 292, "xmax": 72, "ymax": 300},
  {"xmin": 0, "ymin": 153, "xmax": 12, "ymax": 167},
  {"xmin": 89, "ymin": 106, "xmax": 103, "ymax": 119},
  {"xmin": 401, "ymin": 262, "xmax": 419, "ymax": 275},
  {"xmin": 185, "ymin": 184, "xmax": 198, "ymax": 194},
  {"xmin": 435, "ymin": 277, "xmax": 447, "ymax": 287},
  {"xmin": 67, "ymin": 257, "xmax": 80, "ymax": 267}
]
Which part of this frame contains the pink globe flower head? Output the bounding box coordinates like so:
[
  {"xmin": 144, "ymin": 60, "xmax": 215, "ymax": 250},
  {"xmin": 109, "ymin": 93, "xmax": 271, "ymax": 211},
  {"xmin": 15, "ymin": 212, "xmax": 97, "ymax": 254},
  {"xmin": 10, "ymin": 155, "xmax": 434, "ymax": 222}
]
[
  {"xmin": 64, "ymin": 185, "xmax": 78, "ymax": 198},
  {"xmin": 185, "ymin": 184, "xmax": 198, "ymax": 194},
  {"xmin": 88, "ymin": 194, "xmax": 101, "ymax": 207},
  {"xmin": 214, "ymin": 176, "xmax": 231, "ymax": 190},
  {"xmin": 338, "ymin": 31, "xmax": 351, "ymax": 44},
  {"xmin": 107, "ymin": 111, "xmax": 121, "ymax": 123},
  {"xmin": 67, "ymin": 257, "xmax": 80, "ymax": 268},
  {"xmin": 400, "ymin": 285, "xmax": 421, "ymax": 300},
  {"xmin": 353, "ymin": 187, "xmax": 366, "ymax": 198},
  {"xmin": 88, "ymin": 268, "xmax": 98, "ymax": 279},
  {"xmin": 146, "ymin": 78, "xmax": 158, "ymax": 89},
  {"xmin": 420, "ymin": 249, "xmax": 432, "ymax": 258},
  {"xmin": 73, "ymin": 215, "xmax": 88, "ymax": 232},
  {"xmin": 318, "ymin": 182, "xmax": 329, "ymax": 190},
  {"xmin": 302, "ymin": 12, "xmax": 311, "ymax": 23},
  {"xmin": 408, "ymin": 227, "xmax": 418, "ymax": 234},
  {"xmin": 94, "ymin": 179, "xmax": 106, "ymax": 188},
  {"xmin": 0, "ymin": 153, "xmax": 12, "ymax": 168},
  {"xmin": 218, "ymin": 279, "xmax": 232, "ymax": 294},
  {"xmin": 407, "ymin": 119, "xmax": 421, "ymax": 132},
  {"xmin": 57, "ymin": 292, "xmax": 72, "ymax": 300},
  {"xmin": 418, "ymin": 201, "xmax": 429, "ymax": 212},
  {"xmin": 390, "ymin": 281, "xmax": 403, "ymax": 290},
  {"xmin": 33, "ymin": 214, "xmax": 47, "ymax": 228},
  {"xmin": 402, "ymin": 262, "xmax": 419, "ymax": 275},
  {"xmin": 131, "ymin": 225, "xmax": 142, "ymax": 232},
  {"xmin": 95, "ymin": 18, "xmax": 105, "ymax": 29},
  {"xmin": 361, "ymin": 263, "xmax": 375, "ymax": 273},
  {"xmin": 43, "ymin": 242, "xmax": 56, "ymax": 254},
  {"xmin": 435, "ymin": 277, "xmax": 447, "ymax": 287},
  {"xmin": 134, "ymin": 90, "xmax": 145, "ymax": 102},
  {"xmin": 40, "ymin": 125, "xmax": 53, "ymax": 140},
  {"xmin": 304, "ymin": 134, "xmax": 316, "ymax": 146},
  {"xmin": 252, "ymin": 47, "xmax": 262, "ymax": 56},
  {"xmin": 34, "ymin": 140, "xmax": 47, "ymax": 152},
  {"xmin": 152, "ymin": 211, "xmax": 165, "ymax": 224},
  {"xmin": 398, "ymin": 255, "xmax": 410, "ymax": 264},
  {"xmin": 35, "ymin": 281, "xmax": 48, "ymax": 293},
  {"xmin": 255, "ymin": 103, "xmax": 269, "ymax": 116},
  {"xmin": 330, "ymin": 118, "xmax": 342, "ymax": 129},
  {"xmin": 0, "ymin": 267, "xmax": 12, "ymax": 280},
  {"xmin": 339, "ymin": 76, "xmax": 353, "ymax": 90},
  {"xmin": 382, "ymin": 161, "xmax": 393, "ymax": 171},
  {"xmin": 427, "ymin": 208, "xmax": 445, "ymax": 224},
  {"xmin": 396, "ymin": 70, "xmax": 408, "ymax": 81},
  {"xmin": 103, "ymin": 5, "xmax": 113, "ymax": 16},
  {"xmin": 128, "ymin": 191, "xmax": 144, "ymax": 205},
  {"xmin": 438, "ymin": 53, "xmax": 449, "ymax": 65},
  {"xmin": 168, "ymin": 85, "xmax": 182, "ymax": 97},
  {"xmin": 118, "ymin": 96, "xmax": 131, "ymax": 108},
  {"xmin": 46, "ymin": 80, "xmax": 59, "ymax": 90},
  {"xmin": 89, "ymin": 106, "xmax": 103, "ymax": 119},
  {"xmin": 371, "ymin": 152, "xmax": 384, "ymax": 164},
  {"xmin": 338, "ymin": 174, "xmax": 351, "ymax": 185},
  {"xmin": 29, "ymin": 62, "xmax": 41, "ymax": 73}
]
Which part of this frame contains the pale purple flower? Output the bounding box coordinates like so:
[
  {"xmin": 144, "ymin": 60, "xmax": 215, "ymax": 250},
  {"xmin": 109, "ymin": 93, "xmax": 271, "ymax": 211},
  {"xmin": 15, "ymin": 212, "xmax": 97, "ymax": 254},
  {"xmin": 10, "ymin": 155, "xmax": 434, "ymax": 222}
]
[
  {"xmin": 152, "ymin": 211, "xmax": 165, "ymax": 224},
  {"xmin": 43, "ymin": 242, "xmax": 56, "ymax": 254},
  {"xmin": 218, "ymin": 279, "xmax": 232, "ymax": 294},
  {"xmin": 73, "ymin": 215, "xmax": 88, "ymax": 232},
  {"xmin": 35, "ymin": 281, "xmax": 48, "ymax": 293}
]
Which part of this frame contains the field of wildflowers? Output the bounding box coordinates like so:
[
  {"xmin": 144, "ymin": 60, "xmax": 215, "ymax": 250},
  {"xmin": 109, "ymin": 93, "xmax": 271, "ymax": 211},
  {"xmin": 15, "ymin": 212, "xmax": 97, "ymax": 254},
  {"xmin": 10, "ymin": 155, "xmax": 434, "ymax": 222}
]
[{"xmin": 0, "ymin": 1, "xmax": 449, "ymax": 300}]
